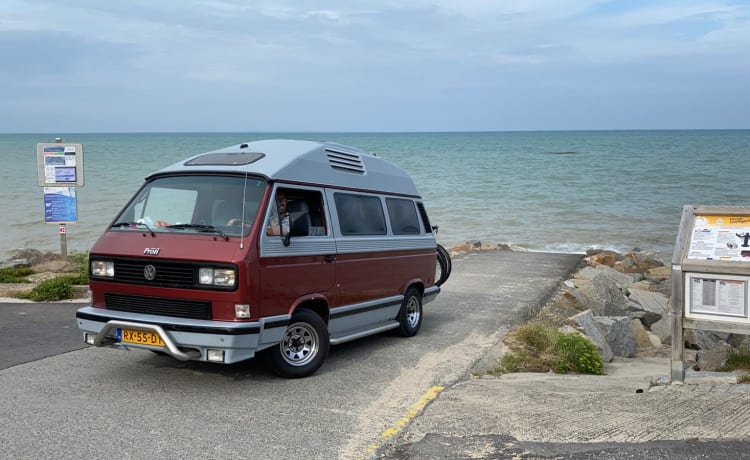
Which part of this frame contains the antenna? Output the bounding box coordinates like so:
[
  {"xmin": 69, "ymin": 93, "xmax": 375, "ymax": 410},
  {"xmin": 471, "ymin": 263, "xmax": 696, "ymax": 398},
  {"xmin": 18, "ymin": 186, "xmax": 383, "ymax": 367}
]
[{"xmin": 240, "ymin": 172, "xmax": 248, "ymax": 249}]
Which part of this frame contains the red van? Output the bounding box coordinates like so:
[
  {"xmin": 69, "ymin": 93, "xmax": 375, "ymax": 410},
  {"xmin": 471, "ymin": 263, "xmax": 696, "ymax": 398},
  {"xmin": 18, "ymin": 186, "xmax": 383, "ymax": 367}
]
[{"xmin": 76, "ymin": 139, "xmax": 442, "ymax": 377}]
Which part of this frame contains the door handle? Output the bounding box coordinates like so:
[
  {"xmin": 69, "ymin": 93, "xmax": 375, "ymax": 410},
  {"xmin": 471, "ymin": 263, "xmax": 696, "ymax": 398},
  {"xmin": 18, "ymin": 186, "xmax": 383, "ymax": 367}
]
[{"xmin": 323, "ymin": 254, "xmax": 336, "ymax": 263}]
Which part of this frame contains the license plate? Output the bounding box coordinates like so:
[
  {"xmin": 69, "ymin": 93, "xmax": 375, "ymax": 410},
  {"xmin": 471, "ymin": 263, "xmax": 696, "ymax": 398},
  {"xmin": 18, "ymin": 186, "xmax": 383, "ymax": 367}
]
[{"xmin": 118, "ymin": 328, "xmax": 165, "ymax": 347}]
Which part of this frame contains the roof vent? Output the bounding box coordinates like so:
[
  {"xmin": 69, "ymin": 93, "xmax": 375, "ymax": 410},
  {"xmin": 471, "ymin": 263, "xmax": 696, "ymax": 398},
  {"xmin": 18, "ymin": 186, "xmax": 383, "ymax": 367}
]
[
  {"xmin": 185, "ymin": 151, "xmax": 264, "ymax": 166},
  {"xmin": 326, "ymin": 147, "xmax": 365, "ymax": 174}
]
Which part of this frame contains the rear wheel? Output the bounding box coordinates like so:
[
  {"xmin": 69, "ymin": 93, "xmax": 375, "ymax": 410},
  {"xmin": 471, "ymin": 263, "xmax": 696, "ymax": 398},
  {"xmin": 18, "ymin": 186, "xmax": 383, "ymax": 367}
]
[
  {"xmin": 397, "ymin": 287, "xmax": 423, "ymax": 337},
  {"xmin": 263, "ymin": 309, "xmax": 329, "ymax": 378}
]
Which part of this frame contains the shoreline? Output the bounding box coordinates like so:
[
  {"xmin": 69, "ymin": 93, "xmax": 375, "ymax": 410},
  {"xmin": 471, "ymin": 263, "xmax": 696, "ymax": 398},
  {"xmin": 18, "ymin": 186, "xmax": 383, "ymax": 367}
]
[{"xmin": 2, "ymin": 239, "xmax": 670, "ymax": 266}]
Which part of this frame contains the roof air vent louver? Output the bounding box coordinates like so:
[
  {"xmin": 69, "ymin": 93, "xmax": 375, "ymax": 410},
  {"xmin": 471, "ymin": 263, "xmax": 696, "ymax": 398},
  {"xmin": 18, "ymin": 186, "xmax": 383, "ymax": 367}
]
[{"xmin": 326, "ymin": 147, "xmax": 365, "ymax": 174}]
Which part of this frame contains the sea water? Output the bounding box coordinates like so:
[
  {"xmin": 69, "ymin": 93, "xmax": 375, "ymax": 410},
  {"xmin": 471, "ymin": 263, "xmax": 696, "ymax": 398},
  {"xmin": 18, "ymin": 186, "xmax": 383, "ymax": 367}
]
[{"xmin": 1, "ymin": 130, "xmax": 748, "ymax": 261}]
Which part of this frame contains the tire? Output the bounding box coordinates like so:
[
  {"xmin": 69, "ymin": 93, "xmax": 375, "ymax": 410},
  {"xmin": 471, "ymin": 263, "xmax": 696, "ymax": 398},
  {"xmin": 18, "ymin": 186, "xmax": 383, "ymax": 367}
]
[
  {"xmin": 397, "ymin": 287, "xmax": 423, "ymax": 337},
  {"xmin": 263, "ymin": 309, "xmax": 329, "ymax": 378},
  {"xmin": 436, "ymin": 244, "xmax": 452, "ymax": 287}
]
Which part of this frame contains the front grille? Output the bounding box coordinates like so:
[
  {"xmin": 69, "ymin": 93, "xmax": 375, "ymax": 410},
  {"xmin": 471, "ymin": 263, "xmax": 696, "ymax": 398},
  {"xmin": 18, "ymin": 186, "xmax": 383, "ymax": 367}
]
[
  {"xmin": 105, "ymin": 293, "xmax": 212, "ymax": 320},
  {"xmin": 113, "ymin": 259, "xmax": 195, "ymax": 288}
]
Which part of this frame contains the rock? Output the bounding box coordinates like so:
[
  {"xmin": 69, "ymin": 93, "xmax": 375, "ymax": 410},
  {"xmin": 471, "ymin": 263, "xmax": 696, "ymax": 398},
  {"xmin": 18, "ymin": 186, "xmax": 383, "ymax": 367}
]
[
  {"xmin": 649, "ymin": 305, "xmax": 672, "ymax": 345},
  {"xmin": 613, "ymin": 252, "xmax": 664, "ymax": 274},
  {"xmin": 684, "ymin": 329, "xmax": 731, "ymax": 351},
  {"xmin": 630, "ymin": 279, "xmax": 664, "ymax": 293},
  {"xmin": 685, "ymin": 349, "xmax": 698, "ymax": 369},
  {"xmin": 645, "ymin": 266, "xmax": 671, "ymax": 282},
  {"xmin": 593, "ymin": 273, "xmax": 629, "ymax": 316},
  {"xmin": 595, "ymin": 316, "xmax": 635, "ymax": 358},
  {"xmin": 696, "ymin": 341, "xmax": 733, "ymax": 371},
  {"xmin": 9, "ymin": 248, "xmax": 45, "ymax": 266},
  {"xmin": 558, "ymin": 325, "xmax": 579, "ymax": 335},
  {"xmin": 0, "ymin": 259, "xmax": 29, "ymax": 269},
  {"xmin": 631, "ymin": 319, "xmax": 654, "ymax": 349},
  {"xmin": 647, "ymin": 331, "xmax": 662, "ymax": 348},
  {"xmin": 586, "ymin": 251, "xmax": 620, "ymax": 268},
  {"xmin": 568, "ymin": 310, "xmax": 614, "ymax": 362},
  {"xmin": 626, "ymin": 289, "xmax": 668, "ymax": 328},
  {"xmin": 559, "ymin": 271, "xmax": 630, "ymax": 317},
  {"xmin": 729, "ymin": 335, "xmax": 750, "ymax": 353},
  {"xmin": 574, "ymin": 265, "xmax": 640, "ymax": 288}
]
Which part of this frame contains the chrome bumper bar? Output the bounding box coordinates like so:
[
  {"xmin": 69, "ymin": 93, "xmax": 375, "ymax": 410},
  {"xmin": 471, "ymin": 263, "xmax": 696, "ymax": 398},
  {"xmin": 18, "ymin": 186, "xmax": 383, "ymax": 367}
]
[{"xmin": 92, "ymin": 320, "xmax": 200, "ymax": 361}]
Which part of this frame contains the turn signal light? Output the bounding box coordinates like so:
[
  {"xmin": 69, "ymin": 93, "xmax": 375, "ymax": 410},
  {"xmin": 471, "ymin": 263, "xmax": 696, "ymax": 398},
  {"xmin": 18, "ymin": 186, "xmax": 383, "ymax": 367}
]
[{"xmin": 235, "ymin": 304, "xmax": 251, "ymax": 318}]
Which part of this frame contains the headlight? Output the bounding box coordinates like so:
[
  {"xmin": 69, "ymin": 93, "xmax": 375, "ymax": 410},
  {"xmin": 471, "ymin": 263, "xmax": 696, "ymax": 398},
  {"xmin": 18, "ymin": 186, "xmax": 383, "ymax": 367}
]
[
  {"xmin": 91, "ymin": 260, "xmax": 114, "ymax": 277},
  {"xmin": 199, "ymin": 267, "xmax": 236, "ymax": 287}
]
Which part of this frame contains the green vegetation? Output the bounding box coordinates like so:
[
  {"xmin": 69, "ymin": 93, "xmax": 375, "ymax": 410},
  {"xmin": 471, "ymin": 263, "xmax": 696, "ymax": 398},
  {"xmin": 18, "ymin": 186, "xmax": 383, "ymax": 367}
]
[
  {"xmin": 67, "ymin": 252, "xmax": 90, "ymax": 285},
  {"xmin": 720, "ymin": 351, "xmax": 750, "ymax": 372},
  {"xmin": 0, "ymin": 266, "xmax": 34, "ymax": 283},
  {"xmin": 493, "ymin": 322, "xmax": 604, "ymax": 375},
  {"xmin": 4, "ymin": 252, "xmax": 89, "ymax": 301},
  {"xmin": 17, "ymin": 277, "xmax": 74, "ymax": 301},
  {"xmin": 737, "ymin": 374, "xmax": 750, "ymax": 384}
]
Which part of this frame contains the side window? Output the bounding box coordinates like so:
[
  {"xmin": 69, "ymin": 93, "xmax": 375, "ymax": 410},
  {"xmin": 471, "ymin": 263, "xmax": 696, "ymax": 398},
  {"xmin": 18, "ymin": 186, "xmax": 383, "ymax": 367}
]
[
  {"xmin": 334, "ymin": 193, "xmax": 387, "ymax": 236},
  {"xmin": 386, "ymin": 198, "xmax": 420, "ymax": 235},
  {"xmin": 416, "ymin": 202, "xmax": 433, "ymax": 233},
  {"xmin": 267, "ymin": 188, "xmax": 327, "ymax": 237}
]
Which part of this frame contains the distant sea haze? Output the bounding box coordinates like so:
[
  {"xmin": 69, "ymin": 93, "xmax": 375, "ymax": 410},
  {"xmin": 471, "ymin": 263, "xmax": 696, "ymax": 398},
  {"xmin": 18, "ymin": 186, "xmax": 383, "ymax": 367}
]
[{"xmin": 2, "ymin": 130, "xmax": 748, "ymax": 262}]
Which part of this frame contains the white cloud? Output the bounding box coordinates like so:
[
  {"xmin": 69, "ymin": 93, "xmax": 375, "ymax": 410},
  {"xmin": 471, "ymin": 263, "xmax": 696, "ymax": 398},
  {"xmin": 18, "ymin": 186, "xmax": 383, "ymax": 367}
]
[{"xmin": 0, "ymin": 0, "xmax": 748, "ymax": 131}]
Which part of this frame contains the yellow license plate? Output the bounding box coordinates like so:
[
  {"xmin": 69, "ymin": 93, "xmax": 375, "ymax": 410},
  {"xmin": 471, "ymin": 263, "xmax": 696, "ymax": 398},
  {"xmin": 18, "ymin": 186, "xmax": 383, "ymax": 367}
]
[{"xmin": 119, "ymin": 328, "xmax": 165, "ymax": 347}]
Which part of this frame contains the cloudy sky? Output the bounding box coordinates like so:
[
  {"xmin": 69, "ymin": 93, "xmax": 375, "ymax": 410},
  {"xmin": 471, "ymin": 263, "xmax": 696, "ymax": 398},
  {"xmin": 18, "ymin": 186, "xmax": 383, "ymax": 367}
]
[{"xmin": 1, "ymin": 0, "xmax": 748, "ymax": 132}]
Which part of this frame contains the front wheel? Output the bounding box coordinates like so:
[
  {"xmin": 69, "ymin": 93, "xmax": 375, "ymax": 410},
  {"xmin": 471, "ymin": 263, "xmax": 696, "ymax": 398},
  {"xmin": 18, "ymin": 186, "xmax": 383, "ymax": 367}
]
[
  {"xmin": 397, "ymin": 287, "xmax": 423, "ymax": 337},
  {"xmin": 263, "ymin": 309, "xmax": 329, "ymax": 378}
]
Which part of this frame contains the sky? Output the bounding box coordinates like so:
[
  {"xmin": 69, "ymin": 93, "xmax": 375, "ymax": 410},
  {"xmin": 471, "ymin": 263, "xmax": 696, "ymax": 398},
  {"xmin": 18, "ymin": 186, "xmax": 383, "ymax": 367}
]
[{"xmin": 1, "ymin": 0, "xmax": 749, "ymax": 133}]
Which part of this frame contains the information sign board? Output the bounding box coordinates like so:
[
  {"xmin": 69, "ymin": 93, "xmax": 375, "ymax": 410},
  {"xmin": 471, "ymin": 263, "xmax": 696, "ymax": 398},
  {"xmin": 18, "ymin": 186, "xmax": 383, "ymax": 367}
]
[
  {"xmin": 671, "ymin": 205, "xmax": 750, "ymax": 382},
  {"xmin": 43, "ymin": 186, "xmax": 78, "ymax": 223},
  {"xmin": 37, "ymin": 143, "xmax": 85, "ymax": 187}
]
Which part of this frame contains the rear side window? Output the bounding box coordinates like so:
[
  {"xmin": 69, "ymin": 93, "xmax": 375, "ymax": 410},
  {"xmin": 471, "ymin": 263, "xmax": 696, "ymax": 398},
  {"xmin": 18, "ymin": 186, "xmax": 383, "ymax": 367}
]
[
  {"xmin": 386, "ymin": 198, "xmax": 420, "ymax": 235},
  {"xmin": 334, "ymin": 193, "xmax": 386, "ymax": 235}
]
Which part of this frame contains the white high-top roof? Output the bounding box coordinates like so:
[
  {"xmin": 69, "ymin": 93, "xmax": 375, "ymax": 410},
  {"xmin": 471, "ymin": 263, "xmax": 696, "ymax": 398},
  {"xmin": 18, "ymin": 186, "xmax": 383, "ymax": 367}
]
[{"xmin": 150, "ymin": 139, "xmax": 420, "ymax": 197}]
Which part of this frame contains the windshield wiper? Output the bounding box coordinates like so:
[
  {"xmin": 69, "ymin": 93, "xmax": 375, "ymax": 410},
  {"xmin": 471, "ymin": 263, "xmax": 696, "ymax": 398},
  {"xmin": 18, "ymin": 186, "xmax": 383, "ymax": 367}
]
[
  {"xmin": 163, "ymin": 224, "xmax": 229, "ymax": 241},
  {"xmin": 112, "ymin": 221, "xmax": 155, "ymax": 236}
]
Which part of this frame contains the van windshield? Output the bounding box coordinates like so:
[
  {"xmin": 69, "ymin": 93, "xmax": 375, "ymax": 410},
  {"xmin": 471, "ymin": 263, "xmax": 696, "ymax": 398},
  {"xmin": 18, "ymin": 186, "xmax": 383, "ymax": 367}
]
[{"xmin": 111, "ymin": 175, "xmax": 267, "ymax": 237}]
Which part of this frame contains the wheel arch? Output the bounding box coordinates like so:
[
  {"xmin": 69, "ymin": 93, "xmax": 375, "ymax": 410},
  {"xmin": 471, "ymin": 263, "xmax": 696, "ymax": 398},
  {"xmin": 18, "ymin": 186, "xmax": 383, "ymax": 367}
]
[
  {"xmin": 403, "ymin": 278, "xmax": 425, "ymax": 297},
  {"xmin": 290, "ymin": 295, "xmax": 330, "ymax": 324}
]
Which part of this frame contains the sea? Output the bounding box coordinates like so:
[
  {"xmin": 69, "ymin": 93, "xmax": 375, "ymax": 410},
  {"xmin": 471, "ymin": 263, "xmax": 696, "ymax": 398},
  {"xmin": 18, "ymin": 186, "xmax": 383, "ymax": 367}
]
[{"xmin": 2, "ymin": 130, "xmax": 748, "ymax": 263}]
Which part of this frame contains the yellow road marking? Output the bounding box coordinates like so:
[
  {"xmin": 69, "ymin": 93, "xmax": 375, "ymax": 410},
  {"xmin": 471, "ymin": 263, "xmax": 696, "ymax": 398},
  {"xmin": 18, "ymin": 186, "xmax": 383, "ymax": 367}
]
[{"xmin": 363, "ymin": 385, "xmax": 444, "ymax": 458}]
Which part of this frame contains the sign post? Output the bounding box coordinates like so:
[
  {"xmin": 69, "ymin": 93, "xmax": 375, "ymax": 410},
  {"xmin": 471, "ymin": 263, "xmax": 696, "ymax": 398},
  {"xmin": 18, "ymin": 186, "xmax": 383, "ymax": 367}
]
[
  {"xmin": 671, "ymin": 205, "xmax": 750, "ymax": 383},
  {"xmin": 36, "ymin": 138, "xmax": 84, "ymax": 261}
]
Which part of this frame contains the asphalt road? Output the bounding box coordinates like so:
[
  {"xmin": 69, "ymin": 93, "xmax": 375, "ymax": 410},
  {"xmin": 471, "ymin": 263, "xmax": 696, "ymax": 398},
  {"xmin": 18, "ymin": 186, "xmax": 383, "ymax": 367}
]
[
  {"xmin": 0, "ymin": 302, "xmax": 87, "ymax": 369},
  {"xmin": 0, "ymin": 250, "xmax": 582, "ymax": 459}
]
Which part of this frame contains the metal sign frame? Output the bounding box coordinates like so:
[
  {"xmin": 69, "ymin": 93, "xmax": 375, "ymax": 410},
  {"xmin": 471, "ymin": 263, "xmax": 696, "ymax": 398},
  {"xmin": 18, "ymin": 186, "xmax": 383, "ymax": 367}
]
[
  {"xmin": 671, "ymin": 205, "xmax": 750, "ymax": 383},
  {"xmin": 37, "ymin": 142, "xmax": 85, "ymax": 187}
]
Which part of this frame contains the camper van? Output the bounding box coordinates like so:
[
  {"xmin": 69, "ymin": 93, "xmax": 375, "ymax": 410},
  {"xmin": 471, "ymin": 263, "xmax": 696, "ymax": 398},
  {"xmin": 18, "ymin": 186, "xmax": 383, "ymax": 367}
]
[{"xmin": 76, "ymin": 139, "xmax": 445, "ymax": 378}]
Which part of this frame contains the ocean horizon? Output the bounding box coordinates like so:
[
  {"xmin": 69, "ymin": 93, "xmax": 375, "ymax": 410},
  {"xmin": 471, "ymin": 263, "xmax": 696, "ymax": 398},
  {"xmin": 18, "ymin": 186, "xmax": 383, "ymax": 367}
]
[{"xmin": 2, "ymin": 129, "xmax": 749, "ymax": 262}]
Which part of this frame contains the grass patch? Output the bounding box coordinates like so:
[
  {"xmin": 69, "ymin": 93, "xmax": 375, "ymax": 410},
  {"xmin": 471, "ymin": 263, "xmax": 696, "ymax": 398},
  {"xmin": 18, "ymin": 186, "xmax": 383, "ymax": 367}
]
[
  {"xmin": 737, "ymin": 374, "xmax": 750, "ymax": 384},
  {"xmin": 0, "ymin": 266, "xmax": 34, "ymax": 283},
  {"xmin": 17, "ymin": 277, "xmax": 74, "ymax": 301},
  {"xmin": 494, "ymin": 322, "xmax": 603, "ymax": 375},
  {"xmin": 720, "ymin": 352, "xmax": 750, "ymax": 372},
  {"xmin": 68, "ymin": 252, "xmax": 89, "ymax": 285}
]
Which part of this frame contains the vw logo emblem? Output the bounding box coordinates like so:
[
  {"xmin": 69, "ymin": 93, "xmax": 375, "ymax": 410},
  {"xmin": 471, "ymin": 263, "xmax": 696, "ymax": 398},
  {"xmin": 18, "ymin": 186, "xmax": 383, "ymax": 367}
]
[{"xmin": 143, "ymin": 264, "xmax": 157, "ymax": 281}]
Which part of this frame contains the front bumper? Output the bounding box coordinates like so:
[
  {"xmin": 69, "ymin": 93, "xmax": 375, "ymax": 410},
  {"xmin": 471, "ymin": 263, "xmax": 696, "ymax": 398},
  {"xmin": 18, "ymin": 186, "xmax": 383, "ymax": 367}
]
[{"xmin": 76, "ymin": 306, "xmax": 289, "ymax": 364}]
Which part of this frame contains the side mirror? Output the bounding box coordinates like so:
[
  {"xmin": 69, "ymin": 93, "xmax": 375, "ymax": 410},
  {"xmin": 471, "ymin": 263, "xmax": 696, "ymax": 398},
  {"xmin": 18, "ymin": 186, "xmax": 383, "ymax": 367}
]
[{"xmin": 281, "ymin": 213, "xmax": 291, "ymax": 246}]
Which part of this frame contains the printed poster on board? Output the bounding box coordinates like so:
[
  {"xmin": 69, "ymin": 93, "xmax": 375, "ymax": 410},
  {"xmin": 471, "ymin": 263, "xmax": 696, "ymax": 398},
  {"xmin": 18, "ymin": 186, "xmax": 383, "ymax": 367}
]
[
  {"xmin": 44, "ymin": 187, "xmax": 78, "ymax": 223},
  {"xmin": 43, "ymin": 145, "xmax": 78, "ymax": 185},
  {"xmin": 687, "ymin": 215, "xmax": 750, "ymax": 262}
]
